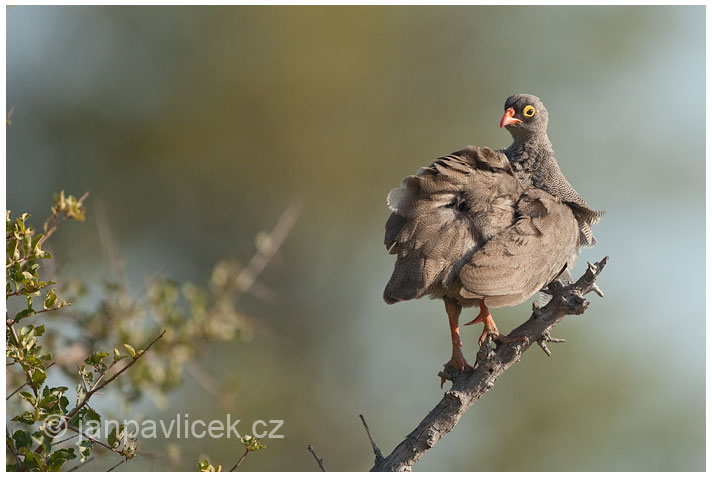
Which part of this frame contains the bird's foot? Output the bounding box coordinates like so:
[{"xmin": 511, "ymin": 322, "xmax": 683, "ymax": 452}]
[
  {"xmin": 479, "ymin": 329, "xmax": 529, "ymax": 347},
  {"xmin": 466, "ymin": 312, "xmax": 528, "ymax": 347},
  {"xmin": 439, "ymin": 351, "xmax": 473, "ymax": 388}
]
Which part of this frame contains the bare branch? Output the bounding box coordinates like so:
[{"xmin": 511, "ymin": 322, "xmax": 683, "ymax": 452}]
[
  {"xmin": 66, "ymin": 457, "xmax": 94, "ymax": 472},
  {"xmin": 33, "ymin": 330, "xmax": 166, "ymax": 454},
  {"xmin": 50, "ymin": 432, "xmax": 80, "ymax": 447},
  {"xmin": 184, "ymin": 361, "xmax": 236, "ymax": 411},
  {"xmin": 6, "ymin": 429, "xmax": 20, "ymax": 467},
  {"xmin": 228, "ymin": 449, "xmax": 249, "ymax": 472},
  {"xmin": 359, "ymin": 414, "xmax": 384, "ymax": 467},
  {"xmin": 93, "ymin": 197, "xmax": 127, "ymax": 286},
  {"xmin": 236, "ymin": 200, "xmax": 301, "ymax": 295},
  {"xmin": 106, "ymin": 458, "xmax": 126, "ymax": 472},
  {"xmin": 6, "ymin": 363, "xmax": 55, "ymax": 401},
  {"xmin": 76, "ymin": 329, "xmax": 166, "ymax": 405},
  {"xmin": 65, "ymin": 425, "xmax": 116, "ymax": 453},
  {"xmin": 39, "ymin": 191, "xmax": 90, "ymax": 248},
  {"xmin": 371, "ymin": 257, "xmax": 609, "ymax": 472},
  {"xmin": 307, "ymin": 443, "xmax": 326, "ymax": 472},
  {"xmin": 177, "ymin": 202, "xmax": 299, "ymax": 412},
  {"xmin": 6, "ymin": 320, "xmax": 40, "ymax": 398}
]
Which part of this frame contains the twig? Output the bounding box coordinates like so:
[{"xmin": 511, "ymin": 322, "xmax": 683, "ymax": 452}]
[
  {"xmin": 77, "ymin": 363, "xmax": 91, "ymax": 392},
  {"xmin": 184, "ymin": 361, "xmax": 236, "ymax": 411},
  {"xmin": 236, "ymin": 200, "xmax": 301, "ymax": 295},
  {"xmin": 73, "ymin": 329, "xmax": 166, "ymax": 410},
  {"xmin": 179, "ymin": 203, "xmax": 299, "ymax": 411},
  {"xmin": 49, "ymin": 433, "xmax": 79, "ymax": 447},
  {"xmin": 358, "ymin": 414, "xmax": 384, "ymax": 467},
  {"xmin": 306, "ymin": 444, "xmax": 326, "ymax": 472},
  {"xmin": 537, "ymin": 332, "xmax": 566, "ymax": 357},
  {"xmin": 7, "ymin": 363, "xmax": 55, "ymax": 400},
  {"xmin": 106, "ymin": 458, "xmax": 126, "ymax": 472},
  {"xmin": 6, "ymin": 320, "xmax": 40, "ymax": 398},
  {"xmin": 132, "ymin": 448, "xmax": 197, "ymax": 469},
  {"xmin": 66, "ymin": 457, "xmax": 94, "ymax": 472},
  {"xmin": 5, "ymin": 191, "xmax": 90, "ymax": 270},
  {"xmin": 228, "ymin": 448, "xmax": 250, "ymax": 472},
  {"xmin": 6, "ymin": 428, "xmax": 20, "ymax": 467},
  {"xmin": 93, "ymin": 197, "xmax": 127, "ymax": 287},
  {"xmin": 65, "ymin": 425, "xmax": 116, "ymax": 453},
  {"xmin": 32, "ymin": 330, "xmax": 166, "ymax": 454},
  {"xmin": 39, "ymin": 191, "xmax": 90, "ymax": 248},
  {"xmin": 371, "ymin": 257, "xmax": 609, "ymax": 472}
]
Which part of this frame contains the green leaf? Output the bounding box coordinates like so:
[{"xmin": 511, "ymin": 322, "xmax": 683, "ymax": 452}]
[
  {"xmin": 123, "ymin": 343, "xmax": 136, "ymax": 358},
  {"xmin": 112, "ymin": 348, "xmax": 128, "ymax": 361},
  {"xmin": 108, "ymin": 424, "xmax": 125, "ymax": 449},
  {"xmin": 31, "ymin": 369, "xmax": 46, "ymax": 389},
  {"xmin": 241, "ymin": 435, "xmax": 266, "ymax": 451},
  {"xmin": 197, "ymin": 459, "xmax": 222, "ymax": 472},
  {"xmin": 31, "ymin": 431, "xmax": 51, "ymax": 453},
  {"xmin": 15, "ymin": 308, "xmax": 37, "ymax": 321},
  {"xmin": 22, "ymin": 450, "xmax": 46, "ymax": 471},
  {"xmin": 74, "ymin": 383, "xmax": 87, "ymax": 408},
  {"xmin": 47, "ymin": 448, "xmax": 77, "ymax": 471},
  {"xmin": 12, "ymin": 411, "xmax": 36, "ymax": 424},
  {"xmin": 85, "ymin": 351, "xmax": 109, "ymax": 366},
  {"xmin": 18, "ymin": 391, "xmax": 37, "ymax": 407},
  {"xmin": 78, "ymin": 439, "xmax": 94, "ymax": 462},
  {"xmin": 12, "ymin": 430, "xmax": 32, "ymax": 449},
  {"xmin": 43, "ymin": 289, "xmax": 57, "ymax": 309}
]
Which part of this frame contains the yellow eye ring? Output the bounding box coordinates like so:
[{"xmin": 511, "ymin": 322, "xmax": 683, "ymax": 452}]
[{"xmin": 523, "ymin": 105, "xmax": 536, "ymax": 118}]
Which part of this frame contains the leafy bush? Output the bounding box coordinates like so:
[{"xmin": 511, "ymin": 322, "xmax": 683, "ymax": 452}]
[{"xmin": 6, "ymin": 192, "xmax": 275, "ymax": 471}]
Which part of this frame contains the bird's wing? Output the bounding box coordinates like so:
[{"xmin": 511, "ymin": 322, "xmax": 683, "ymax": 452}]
[
  {"xmin": 383, "ymin": 146, "xmax": 522, "ymax": 304},
  {"xmin": 458, "ymin": 188, "xmax": 580, "ymax": 308},
  {"xmin": 534, "ymin": 156, "xmax": 605, "ymax": 247}
]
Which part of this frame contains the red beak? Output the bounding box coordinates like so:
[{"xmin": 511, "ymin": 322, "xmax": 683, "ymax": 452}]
[{"xmin": 500, "ymin": 108, "xmax": 522, "ymax": 128}]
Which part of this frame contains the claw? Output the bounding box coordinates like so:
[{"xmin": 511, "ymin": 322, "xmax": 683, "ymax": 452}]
[
  {"xmin": 440, "ymin": 355, "xmax": 473, "ymax": 388},
  {"xmin": 463, "ymin": 316, "xmax": 482, "ymax": 326}
]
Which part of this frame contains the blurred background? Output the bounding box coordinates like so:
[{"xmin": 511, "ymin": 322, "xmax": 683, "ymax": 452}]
[{"xmin": 6, "ymin": 5, "xmax": 704, "ymax": 472}]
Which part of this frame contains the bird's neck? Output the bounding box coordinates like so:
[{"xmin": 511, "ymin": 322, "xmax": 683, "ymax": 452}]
[
  {"xmin": 504, "ymin": 134, "xmax": 554, "ymax": 188},
  {"xmin": 506, "ymin": 133, "xmax": 553, "ymax": 162}
]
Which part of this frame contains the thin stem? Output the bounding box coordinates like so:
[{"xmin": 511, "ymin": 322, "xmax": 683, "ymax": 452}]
[
  {"xmin": 66, "ymin": 457, "xmax": 94, "ymax": 472},
  {"xmin": 6, "ymin": 428, "xmax": 20, "ymax": 467},
  {"xmin": 6, "ymin": 320, "xmax": 39, "ymax": 399},
  {"xmin": 229, "ymin": 449, "xmax": 250, "ymax": 472},
  {"xmin": 66, "ymin": 330, "xmax": 165, "ymax": 424},
  {"xmin": 65, "ymin": 425, "xmax": 115, "ymax": 452},
  {"xmin": 235, "ymin": 200, "xmax": 300, "ymax": 295},
  {"xmin": 359, "ymin": 414, "xmax": 384, "ymax": 465},
  {"xmin": 6, "ymin": 363, "xmax": 55, "ymax": 400},
  {"xmin": 106, "ymin": 458, "xmax": 126, "ymax": 472},
  {"xmin": 306, "ymin": 444, "xmax": 326, "ymax": 472},
  {"xmin": 32, "ymin": 330, "xmax": 166, "ymax": 454}
]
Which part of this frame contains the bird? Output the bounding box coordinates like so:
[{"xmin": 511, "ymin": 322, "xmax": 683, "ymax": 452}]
[{"xmin": 383, "ymin": 94, "xmax": 603, "ymax": 382}]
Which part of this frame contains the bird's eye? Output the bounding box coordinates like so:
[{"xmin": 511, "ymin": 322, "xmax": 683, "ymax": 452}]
[{"xmin": 523, "ymin": 105, "xmax": 536, "ymax": 118}]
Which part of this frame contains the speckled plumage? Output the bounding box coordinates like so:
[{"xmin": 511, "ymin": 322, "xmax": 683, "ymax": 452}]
[
  {"xmin": 502, "ymin": 94, "xmax": 604, "ymax": 247},
  {"xmin": 383, "ymin": 146, "xmax": 579, "ymax": 309},
  {"xmin": 383, "ymin": 94, "xmax": 601, "ymax": 311}
]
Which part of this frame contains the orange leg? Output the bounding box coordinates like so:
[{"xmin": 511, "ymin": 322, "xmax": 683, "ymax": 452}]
[
  {"xmin": 464, "ymin": 299, "xmax": 528, "ymax": 346},
  {"xmin": 441, "ymin": 298, "xmax": 473, "ymax": 387}
]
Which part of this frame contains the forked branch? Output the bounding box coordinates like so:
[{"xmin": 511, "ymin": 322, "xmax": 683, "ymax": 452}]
[{"xmin": 370, "ymin": 257, "xmax": 609, "ymax": 472}]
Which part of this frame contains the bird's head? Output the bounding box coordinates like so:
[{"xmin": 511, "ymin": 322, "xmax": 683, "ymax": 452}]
[{"xmin": 500, "ymin": 94, "xmax": 549, "ymax": 140}]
